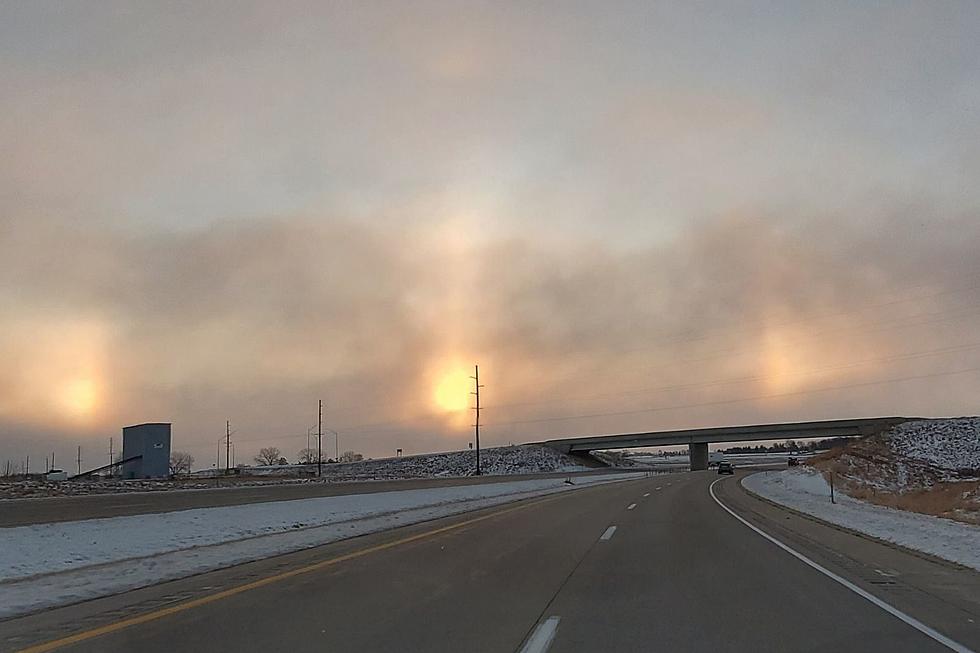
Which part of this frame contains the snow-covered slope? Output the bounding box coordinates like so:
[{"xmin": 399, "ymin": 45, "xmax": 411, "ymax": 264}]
[
  {"xmin": 805, "ymin": 417, "xmax": 980, "ymax": 525},
  {"xmin": 261, "ymin": 444, "xmax": 591, "ymax": 480},
  {"xmin": 886, "ymin": 417, "xmax": 980, "ymax": 473}
]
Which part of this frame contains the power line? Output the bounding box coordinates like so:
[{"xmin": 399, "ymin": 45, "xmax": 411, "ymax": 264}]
[
  {"xmin": 613, "ymin": 276, "xmax": 980, "ymax": 356},
  {"xmin": 222, "ymin": 332, "xmax": 980, "ymax": 446},
  {"xmin": 308, "ymin": 299, "xmax": 980, "ymax": 431},
  {"xmin": 506, "ymin": 300, "xmax": 980, "ymax": 394},
  {"xmin": 483, "ymin": 365, "xmax": 980, "ymax": 430},
  {"xmin": 485, "ymin": 340, "xmax": 980, "ymax": 413}
]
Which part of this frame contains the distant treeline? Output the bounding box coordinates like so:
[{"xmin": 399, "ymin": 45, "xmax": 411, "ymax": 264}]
[{"xmin": 720, "ymin": 437, "xmax": 855, "ymax": 454}]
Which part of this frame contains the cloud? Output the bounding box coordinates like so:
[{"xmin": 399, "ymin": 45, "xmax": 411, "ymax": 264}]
[
  {"xmin": 3, "ymin": 202, "xmax": 979, "ymax": 466},
  {"xmin": 2, "ymin": 2, "xmax": 980, "ymax": 467}
]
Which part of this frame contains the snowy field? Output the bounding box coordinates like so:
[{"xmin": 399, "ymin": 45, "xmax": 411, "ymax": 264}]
[
  {"xmin": 630, "ymin": 451, "xmax": 804, "ymax": 468},
  {"xmin": 742, "ymin": 468, "xmax": 980, "ymax": 571},
  {"xmin": 0, "ymin": 445, "xmax": 593, "ymax": 500},
  {"xmin": 0, "ymin": 472, "xmax": 642, "ymax": 618},
  {"xmin": 254, "ymin": 444, "xmax": 593, "ymax": 479}
]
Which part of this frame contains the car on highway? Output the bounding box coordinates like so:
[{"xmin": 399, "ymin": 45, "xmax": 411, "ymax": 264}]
[
  {"xmin": 787, "ymin": 456, "xmax": 800, "ymax": 466},
  {"xmin": 717, "ymin": 461, "xmax": 735, "ymax": 475}
]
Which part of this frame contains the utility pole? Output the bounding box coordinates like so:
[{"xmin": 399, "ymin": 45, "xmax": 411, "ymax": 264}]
[
  {"xmin": 108, "ymin": 438, "xmax": 114, "ymax": 468},
  {"xmin": 77, "ymin": 445, "xmax": 82, "ymax": 476},
  {"xmin": 471, "ymin": 364, "xmax": 484, "ymax": 475},
  {"xmin": 225, "ymin": 420, "xmax": 231, "ymax": 474},
  {"xmin": 25, "ymin": 455, "xmax": 29, "ymax": 475},
  {"xmin": 317, "ymin": 400, "xmax": 323, "ymax": 477}
]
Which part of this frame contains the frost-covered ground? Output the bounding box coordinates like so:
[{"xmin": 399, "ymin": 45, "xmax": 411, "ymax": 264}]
[
  {"xmin": 0, "ymin": 445, "xmax": 592, "ymax": 499},
  {"xmin": 887, "ymin": 417, "xmax": 980, "ymax": 474},
  {"xmin": 0, "ymin": 472, "xmax": 641, "ymax": 618},
  {"xmin": 260, "ymin": 444, "xmax": 593, "ymax": 479},
  {"xmin": 807, "ymin": 417, "xmax": 980, "ymax": 525},
  {"xmin": 743, "ymin": 469, "xmax": 980, "ymax": 571}
]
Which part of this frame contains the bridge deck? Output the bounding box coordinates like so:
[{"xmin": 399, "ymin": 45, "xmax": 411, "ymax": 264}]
[{"xmin": 544, "ymin": 417, "xmax": 910, "ymax": 452}]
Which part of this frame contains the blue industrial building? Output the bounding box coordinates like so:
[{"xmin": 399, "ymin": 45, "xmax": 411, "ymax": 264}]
[{"xmin": 121, "ymin": 423, "xmax": 172, "ymax": 478}]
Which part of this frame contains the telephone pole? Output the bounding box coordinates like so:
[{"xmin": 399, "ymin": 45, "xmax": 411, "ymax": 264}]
[
  {"xmin": 76, "ymin": 445, "xmax": 82, "ymax": 476},
  {"xmin": 317, "ymin": 400, "xmax": 323, "ymax": 477},
  {"xmin": 108, "ymin": 437, "xmax": 114, "ymax": 468},
  {"xmin": 471, "ymin": 364, "xmax": 484, "ymax": 475},
  {"xmin": 225, "ymin": 420, "xmax": 232, "ymax": 474}
]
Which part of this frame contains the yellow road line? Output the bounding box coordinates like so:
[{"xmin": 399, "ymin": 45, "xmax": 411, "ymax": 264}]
[{"xmin": 17, "ymin": 495, "xmax": 561, "ymax": 653}]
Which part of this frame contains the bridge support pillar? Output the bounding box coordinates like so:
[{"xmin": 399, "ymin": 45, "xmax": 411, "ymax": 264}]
[{"xmin": 689, "ymin": 442, "xmax": 708, "ymax": 471}]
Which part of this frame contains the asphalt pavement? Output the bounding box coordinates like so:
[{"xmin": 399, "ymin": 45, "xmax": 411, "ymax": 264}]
[{"xmin": 2, "ymin": 470, "xmax": 978, "ymax": 652}]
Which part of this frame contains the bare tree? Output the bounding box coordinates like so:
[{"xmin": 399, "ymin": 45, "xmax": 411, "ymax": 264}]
[
  {"xmin": 297, "ymin": 447, "xmax": 320, "ymax": 464},
  {"xmin": 254, "ymin": 447, "xmax": 282, "ymax": 466},
  {"xmin": 338, "ymin": 450, "xmax": 363, "ymax": 463},
  {"xmin": 169, "ymin": 451, "xmax": 194, "ymax": 476}
]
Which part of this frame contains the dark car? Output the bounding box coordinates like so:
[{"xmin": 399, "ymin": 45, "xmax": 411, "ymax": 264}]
[
  {"xmin": 717, "ymin": 461, "xmax": 735, "ymax": 475},
  {"xmin": 787, "ymin": 456, "xmax": 800, "ymax": 466}
]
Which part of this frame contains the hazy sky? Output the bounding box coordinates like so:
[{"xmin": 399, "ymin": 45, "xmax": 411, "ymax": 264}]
[{"xmin": 3, "ymin": 2, "xmax": 980, "ymax": 470}]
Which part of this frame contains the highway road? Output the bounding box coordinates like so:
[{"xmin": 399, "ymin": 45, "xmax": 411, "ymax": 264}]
[
  {"xmin": 0, "ymin": 470, "xmax": 617, "ymax": 527},
  {"xmin": 2, "ymin": 470, "xmax": 978, "ymax": 652}
]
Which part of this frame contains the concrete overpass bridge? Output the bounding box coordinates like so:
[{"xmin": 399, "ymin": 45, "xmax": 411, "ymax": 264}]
[{"xmin": 543, "ymin": 417, "xmax": 910, "ymax": 470}]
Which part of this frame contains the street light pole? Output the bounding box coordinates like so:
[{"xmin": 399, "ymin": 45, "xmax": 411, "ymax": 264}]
[
  {"xmin": 322, "ymin": 429, "xmax": 339, "ymax": 462},
  {"xmin": 317, "ymin": 400, "xmax": 323, "ymax": 477}
]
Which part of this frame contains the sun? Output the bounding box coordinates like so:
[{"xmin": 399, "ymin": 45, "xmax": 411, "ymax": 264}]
[
  {"xmin": 433, "ymin": 370, "xmax": 472, "ymax": 412},
  {"xmin": 60, "ymin": 377, "xmax": 99, "ymax": 419}
]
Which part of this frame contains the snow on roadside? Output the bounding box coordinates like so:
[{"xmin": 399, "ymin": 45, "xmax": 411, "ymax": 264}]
[
  {"xmin": 0, "ymin": 445, "xmax": 594, "ymax": 500},
  {"xmin": 253, "ymin": 444, "xmax": 593, "ymax": 479},
  {"xmin": 0, "ymin": 472, "xmax": 641, "ymax": 619},
  {"xmin": 742, "ymin": 468, "xmax": 980, "ymax": 572}
]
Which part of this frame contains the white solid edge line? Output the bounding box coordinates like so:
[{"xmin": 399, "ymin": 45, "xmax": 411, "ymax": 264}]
[
  {"xmin": 708, "ymin": 478, "xmax": 976, "ymax": 653},
  {"xmin": 626, "ymin": 503, "xmax": 637, "ymax": 510},
  {"xmin": 600, "ymin": 526, "xmax": 617, "ymax": 541},
  {"xmin": 520, "ymin": 616, "xmax": 561, "ymax": 653}
]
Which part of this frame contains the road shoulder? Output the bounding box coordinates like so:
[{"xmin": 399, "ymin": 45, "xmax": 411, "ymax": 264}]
[{"xmin": 715, "ymin": 471, "xmax": 980, "ymax": 650}]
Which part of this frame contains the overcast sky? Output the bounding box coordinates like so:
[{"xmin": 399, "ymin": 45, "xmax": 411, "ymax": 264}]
[{"xmin": 2, "ymin": 1, "xmax": 980, "ymax": 470}]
